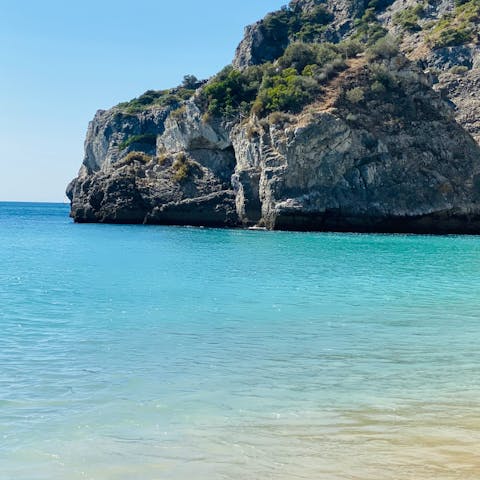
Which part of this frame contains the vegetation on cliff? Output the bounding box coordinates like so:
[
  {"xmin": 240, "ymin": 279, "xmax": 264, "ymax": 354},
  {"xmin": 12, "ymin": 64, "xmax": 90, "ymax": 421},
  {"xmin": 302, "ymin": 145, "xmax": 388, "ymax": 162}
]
[
  {"xmin": 200, "ymin": 36, "xmax": 395, "ymax": 119},
  {"xmin": 116, "ymin": 88, "xmax": 195, "ymax": 114},
  {"xmin": 252, "ymin": 2, "xmax": 337, "ymax": 61},
  {"xmin": 200, "ymin": 66, "xmax": 264, "ymax": 119},
  {"xmin": 114, "ymin": 0, "xmax": 479, "ymax": 122},
  {"xmin": 116, "ymin": 75, "xmax": 201, "ymax": 114},
  {"xmin": 172, "ymin": 153, "xmax": 193, "ymax": 182},
  {"xmin": 116, "ymin": 151, "xmax": 152, "ymax": 167},
  {"xmin": 425, "ymin": 0, "xmax": 479, "ymax": 47},
  {"xmin": 68, "ymin": 0, "xmax": 480, "ymax": 232},
  {"xmin": 113, "ymin": 0, "xmax": 480, "ymax": 121},
  {"xmin": 392, "ymin": 4, "xmax": 425, "ymax": 31},
  {"xmin": 119, "ymin": 134, "xmax": 157, "ymax": 151}
]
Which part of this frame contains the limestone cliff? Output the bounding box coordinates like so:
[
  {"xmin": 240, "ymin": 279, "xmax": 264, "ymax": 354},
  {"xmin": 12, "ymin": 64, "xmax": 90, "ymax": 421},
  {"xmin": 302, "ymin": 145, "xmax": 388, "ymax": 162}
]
[{"xmin": 68, "ymin": 0, "xmax": 480, "ymax": 233}]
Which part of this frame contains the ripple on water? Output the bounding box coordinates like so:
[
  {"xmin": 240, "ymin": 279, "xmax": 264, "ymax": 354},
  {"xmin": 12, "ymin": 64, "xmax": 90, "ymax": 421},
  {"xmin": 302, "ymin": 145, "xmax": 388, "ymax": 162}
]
[{"xmin": 1, "ymin": 203, "xmax": 480, "ymax": 479}]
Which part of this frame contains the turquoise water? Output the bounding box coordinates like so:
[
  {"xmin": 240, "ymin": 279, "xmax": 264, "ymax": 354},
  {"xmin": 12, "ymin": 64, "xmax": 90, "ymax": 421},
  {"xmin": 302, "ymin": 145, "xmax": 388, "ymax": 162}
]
[{"xmin": 1, "ymin": 202, "xmax": 480, "ymax": 480}]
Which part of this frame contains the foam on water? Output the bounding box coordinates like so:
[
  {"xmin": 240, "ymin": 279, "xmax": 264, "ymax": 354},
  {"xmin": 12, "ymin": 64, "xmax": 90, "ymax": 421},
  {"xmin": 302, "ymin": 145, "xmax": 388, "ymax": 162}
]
[{"xmin": 1, "ymin": 202, "xmax": 480, "ymax": 479}]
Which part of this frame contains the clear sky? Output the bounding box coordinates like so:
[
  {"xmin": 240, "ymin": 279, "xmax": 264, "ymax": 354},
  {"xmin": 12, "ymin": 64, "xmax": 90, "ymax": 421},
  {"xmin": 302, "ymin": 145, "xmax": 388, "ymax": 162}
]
[{"xmin": 0, "ymin": 0, "xmax": 286, "ymax": 202}]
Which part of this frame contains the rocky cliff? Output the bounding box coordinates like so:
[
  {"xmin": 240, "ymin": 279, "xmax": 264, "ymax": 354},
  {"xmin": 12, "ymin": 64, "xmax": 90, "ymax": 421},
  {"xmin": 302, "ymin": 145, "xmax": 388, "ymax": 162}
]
[{"xmin": 67, "ymin": 0, "xmax": 480, "ymax": 233}]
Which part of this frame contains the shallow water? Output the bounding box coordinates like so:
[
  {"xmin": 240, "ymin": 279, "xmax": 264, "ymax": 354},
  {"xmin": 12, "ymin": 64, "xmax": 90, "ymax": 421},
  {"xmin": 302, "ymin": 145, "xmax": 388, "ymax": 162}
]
[{"xmin": 1, "ymin": 202, "xmax": 480, "ymax": 479}]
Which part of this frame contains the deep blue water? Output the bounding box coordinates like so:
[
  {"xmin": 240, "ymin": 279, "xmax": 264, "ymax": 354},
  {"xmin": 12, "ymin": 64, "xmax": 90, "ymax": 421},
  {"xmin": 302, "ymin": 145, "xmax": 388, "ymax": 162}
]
[{"xmin": 1, "ymin": 202, "xmax": 480, "ymax": 479}]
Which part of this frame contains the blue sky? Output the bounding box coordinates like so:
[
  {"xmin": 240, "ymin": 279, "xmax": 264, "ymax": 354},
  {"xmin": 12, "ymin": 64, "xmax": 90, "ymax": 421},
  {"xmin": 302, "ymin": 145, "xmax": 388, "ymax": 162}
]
[{"xmin": 0, "ymin": 0, "xmax": 286, "ymax": 202}]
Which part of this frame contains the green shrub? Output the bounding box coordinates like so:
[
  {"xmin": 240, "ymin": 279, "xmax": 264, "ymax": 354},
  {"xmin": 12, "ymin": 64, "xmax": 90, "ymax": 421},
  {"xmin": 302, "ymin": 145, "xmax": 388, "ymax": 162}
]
[
  {"xmin": 302, "ymin": 57, "xmax": 346, "ymax": 85},
  {"xmin": 172, "ymin": 153, "xmax": 191, "ymax": 182},
  {"xmin": 259, "ymin": 6, "xmax": 298, "ymax": 61},
  {"xmin": 170, "ymin": 106, "xmax": 186, "ymax": 120},
  {"xmin": 267, "ymin": 111, "xmax": 294, "ymax": 126},
  {"xmin": 369, "ymin": 63, "xmax": 399, "ymax": 89},
  {"xmin": 254, "ymin": 67, "xmax": 320, "ymax": 115},
  {"xmin": 294, "ymin": 5, "xmax": 334, "ymax": 41},
  {"xmin": 427, "ymin": 23, "xmax": 472, "ymax": 47},
  {"xmin": 202, "ymin": 37, "xmax": 360, "ymax": 119},
  {"xmin": 251, "ymin": 2, "xmax": 337, "ymax": 61},
  {"xmin": 119, "ymin": 133, "xmax": 156, "ymax": 151},
  {"xmin": 116, "ymin": 151, "xmax": 151, "ymax": 167},
  {"xmin": 449, "ymin": 65, "xmax": 470, "ymax": 74},
  {"xmin": 201, "ymin": 65, "xmax": 264, "ymax": 118},
  {"xmin": 353, "ymin": 8, "xmax": 388, "ymax": 44},
  {"xmin": 279, "ymin": 42, "xmax": 340, "ymax": 72},
  {"xmin": 345, "ymin": 87, "xmax": 365, "ymax": 104},
  {"xmin": 157, "ymin": 153, "xmax": 169, "ymax": 165},
  {"xmin": 393, "ymin": 4, "xmax": 425, "ymax": 31},
  {"xmin": 371, "ymin": 80, "xmax": 387, "ymax": 94},
  {"xmin": 426, "ymin": 0, "xmax": 479, "ymax": 48},
  {"xmin": 182, "ymin": 74, "xmax": 199, "ymax": 89},
  {"xmin": 279, "ymin": 43, "xmax": 320, "ymax": 72},
  {"xmin": 336, "ymin": 39, "xmax": 364, "ymax": 59},
  {"xmin": 263, "ymin": 7, "xmax": 296, "ymax": 43},
  {"xmin": 366, "ymin": 35, "xmax": 400, "ymax": 60},
  {"xmin": 453, "ymin": 0, "xmax": 479, "ymax": 23},
  {"xmin": 117, "ymin": 87, "xmax": 195, "ymax": 114},
  {"xmin": 262, "ymin": 3, "xmax": 334, "ymax": 44},
  {"xmin": 294, "ymin": 23, "xmax": 328, "ymax": 42},
  {"xmin": 304, "ymin": 5, "xmax": 335, "ymax": 25}
]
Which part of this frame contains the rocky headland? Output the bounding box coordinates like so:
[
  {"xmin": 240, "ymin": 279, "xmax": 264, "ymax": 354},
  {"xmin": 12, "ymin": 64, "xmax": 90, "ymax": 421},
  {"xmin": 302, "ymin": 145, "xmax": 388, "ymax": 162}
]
[{"xmin": 67, "ymin": 0, "xmax": 480, "ymax": 233}]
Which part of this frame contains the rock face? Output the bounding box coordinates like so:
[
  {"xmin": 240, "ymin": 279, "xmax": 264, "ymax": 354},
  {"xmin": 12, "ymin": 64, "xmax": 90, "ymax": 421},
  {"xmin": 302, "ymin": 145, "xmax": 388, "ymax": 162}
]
[
  {"xmin": 432, "ymin": 47, "xmax": 480, "ymax": 143},
  {"xmin": 232, "ymin": 56, "xmax": 480, "ymax": 233},
  {"xmin": 232, "ymin": 0, "xmax": 365, "ymax": 69},
  {"xmin": 67, "ymin": 102, "xmax": 237, "ymax": 226},
  {"xmin": 80, "ymin": 108, "xmax": 170, "ymax": 174},
  {"xmin": 68, "ymin": 0, "xmax": 480, "ymax": 233}
]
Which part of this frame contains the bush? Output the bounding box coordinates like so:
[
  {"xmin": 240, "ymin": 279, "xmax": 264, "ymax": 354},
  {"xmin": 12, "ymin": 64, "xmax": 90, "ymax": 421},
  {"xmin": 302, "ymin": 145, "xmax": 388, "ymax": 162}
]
[
  {"xmin": 393, "ymin": 4, "xmax": 424, "ymax": 31},
  {"xmin": 253, "ymin": 2, "xmax": 338, "ymax": 60},
  {"xmin": 449, "ymin": 65, "xmax": 470, "ymax": 74},
  {"xmin": 202, "ymin": 37, "xmax": 360, "ymax": 119},
  {"xmin": 304, "ymin": 5, "xmax": 334, "ymax": 25},
  {"xmin": 294, "ymin": 5, "xmax": 334, "ymax": 41},
  {"xmin": 116, "ymin": 151, "xmax": 151, "ymax": 167},
  {"xmin": 346, "ymin": 87, "xmax": 365, "ymax": 104},
  {"xmin": 353, "ymin": 8, "xmax": 388, "ymax": 44},
  {"xmin": 428, "ymin": 25, "xmax": 473, "ymax": 47},
  {"xmin": 262, "ymin": 3, "xmax": 334, "ymax": 44},
  {"xmin": 337, "ymin": 39, "xmax": 364, "ymax": 59},
  {"xmin": 267, "ymin": 111, "xmax": 294, "ymax": 126},
  {"xmin": 279, "ymin": 43, "xmax": 322, "ymax": 72},
  {"xmin": 369, "ymin": 63, "xmax": 399, "ymax": 89},
  {"xmin": 117, "ymin": 87, "xmax": 195, "ymax": 114},
  {"xmin": 279, "ymin": 42, "xmax": 343, "ymax": 72},
  {"xmin": 201, "ymin": 65, "xmax": 263, "ymax": 118},
  {"xmin": 172, "ymin": 153, "xmax": 191, "ymax": 182},
  {"xmin": 170, "ymin": 106, "xmax": 186, "ymax": 120},
  {"xmin": 182, "ymin": 74, "xmax": 199, "ymax": 89},
  {"xmin": 119, "ymin": 134, "xmax": 156, "ymax": 151},
  {"xmin": 315, "ymin": 44, "xmax": 344, "ymax": 68},
  {"xmin": 254, "ymin": 67, "xmax": 320, "ymax": 115},
  {"xmin": 371, "ymin": 80, "xmax": 387, "ymax": 94},
  {"xmin": 426, "ymin": 0, "xmax": 479, "ymax": 48},
  {"xmin": 294, "ymin": 23, "xmax": 328, "ymax": 42},
  {"xmin": 263, "ymin": 7, "xmax": 296, "ymax": 43},
  {"xmin": 366, "ymin": 35, "xmax": 400, "ymax": 60},
  {"xmin": 157, "ymin": 153, "xmax": 169, "ymax": 165}
]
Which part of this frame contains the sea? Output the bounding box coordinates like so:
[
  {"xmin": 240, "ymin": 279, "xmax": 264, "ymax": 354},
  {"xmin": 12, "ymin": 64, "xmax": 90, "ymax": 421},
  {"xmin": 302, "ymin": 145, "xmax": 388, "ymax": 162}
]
[{"xmin": 1, "ymin": 202, "xmax": 480, "ymax": 480}]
